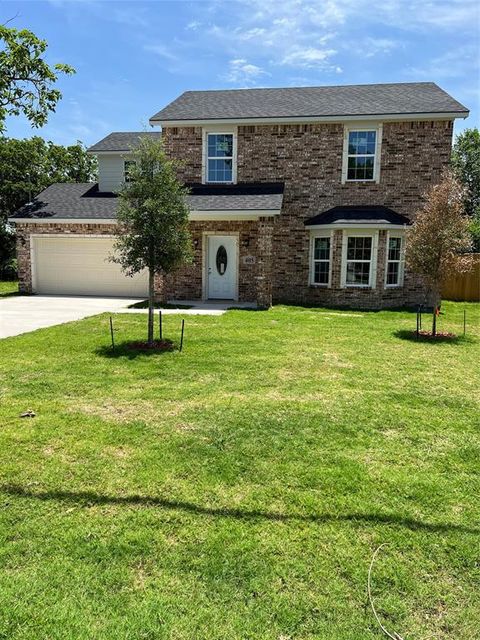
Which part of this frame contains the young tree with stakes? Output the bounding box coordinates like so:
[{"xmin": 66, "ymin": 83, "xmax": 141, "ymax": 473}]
[
  {"xmin": 406, "ymin": 171, "xmax": 473, "ymax": 335},
  {"xmin": 112, "ymin": 137, "xmax": 192, "ymax": 346}
]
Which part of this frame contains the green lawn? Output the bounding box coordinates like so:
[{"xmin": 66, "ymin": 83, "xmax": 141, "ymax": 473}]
[
  {"xmin": 0, "ymin": 280, "xmax": 18, "ymax": 297},
  {"xmin": 0, "ymin": 302, "xmax": 478, "ymax": 639}
]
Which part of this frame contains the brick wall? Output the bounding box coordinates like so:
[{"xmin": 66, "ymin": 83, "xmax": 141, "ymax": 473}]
[
  {"xmin": 15, "ymin": 222, "xmax": 118, "ymax": 294},
  {"xmin": 162, "ymin": 120, "xmax": 453, "ymax": 308},
  {"xmin": 164, "ymin": 219, "xmax": 270, "ymax": 306},
  {"xmin": 16, "ymin": 121, "xmax": 452, "ymax": 309},
  {"xmin": 15, "ymin": 220, "xmax": 271, "ymax": 306}
]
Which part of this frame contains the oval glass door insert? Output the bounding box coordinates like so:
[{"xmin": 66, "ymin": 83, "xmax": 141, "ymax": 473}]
[{"xmin": 216, "ymin": 245, "xmax": 228, "ymax": 275}]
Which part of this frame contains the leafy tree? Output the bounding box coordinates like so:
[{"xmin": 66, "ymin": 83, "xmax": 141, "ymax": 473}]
[
  {"xmin": 406, "ymin": 171, "xmax": 473, "ymax": 335},
  {"xmin": 113, "ymin": 137, "xmax": 192, "ymax": 346},
  {"xmin": 0, "ymin": 24, "xmax": 74, "ymax": 132},
  {"xmin": 0, "ymin": 137, "xmax": 97, "ymax": 277},
  {"xmin": 451, "ymin": 128, "xmax": 480, "ymax": 250}
]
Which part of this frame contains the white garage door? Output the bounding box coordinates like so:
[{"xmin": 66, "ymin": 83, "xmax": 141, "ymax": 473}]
[{"xmin": 33, "ymin": 236, "xmax": 148, "ymax": 297}]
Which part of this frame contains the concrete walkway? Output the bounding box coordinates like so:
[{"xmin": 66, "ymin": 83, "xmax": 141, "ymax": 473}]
[
  {"xmin": 0, "ymin": 295, "xmax": 141, "ymax": 339},
  {"xmin": 116, "ymin": 300, "xmax": 257, "ymax": 316},
  {"xmin": 0, "ymin": 296, "xmax": 256, "ymax": 339}
]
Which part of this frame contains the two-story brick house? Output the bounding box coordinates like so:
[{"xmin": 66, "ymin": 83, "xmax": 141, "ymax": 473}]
[{"xmin": 11, "ymin": 82, "xmax": 469, "ymax": 308}]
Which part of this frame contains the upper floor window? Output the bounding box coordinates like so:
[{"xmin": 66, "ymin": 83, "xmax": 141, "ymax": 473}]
[
  {"xmin": 385, "ymin": 235, "xmax": 404, "ymax": 287},
  {"xmin": 347, "ymin": 131, "xmax": 376, "ymax": 180},
  {"xmin": 342, "ymin": 125, "xmax": 382, "ymax": 183},
  {"xmin": 124, "ymin": 160, "xmax": 136, "ymax": 183},
  {"xmin": 206, "ymin": 133, "xmax": 234, "ymax": 183},
  {"xmin": 311, "ymin": 236, "xmax": 331, "ymax": 286}
]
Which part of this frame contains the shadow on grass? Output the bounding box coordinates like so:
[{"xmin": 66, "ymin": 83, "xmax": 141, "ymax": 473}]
[
  {"xmin": 128, "ymin": 300, "xmax": 193, "ymax": 310},
  {"xmin": 276, "ymin": 302, "xmax": 435, "ymax": 314},
  {"xmin": 2, "ymin": 485, "xmax": 478, "ymax": 535},
  {"xmin": 393, "ymin": 330, "xmax": 473, "ymax": 345},
  {"xmin": 95, "ymin": 341, "xmax": 177, "ymax": 360}
]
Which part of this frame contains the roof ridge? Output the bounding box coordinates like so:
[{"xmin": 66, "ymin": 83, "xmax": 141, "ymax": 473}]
[{"xmin": 180, "ymin": 82, "xmax": 437, "ymax": 95}]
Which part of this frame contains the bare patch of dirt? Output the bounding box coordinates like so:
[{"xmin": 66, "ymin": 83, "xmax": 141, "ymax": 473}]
[
  {"xmin": 323, "ymin": 352, "xmax": 354, "ymax": 368},
  {"xmin": 103, "ymin": 445, "xmax": 131, "ymax": 459},
  {"xmin": 75, "ymin": 400, "xmax": 162, "ymax": 424}
]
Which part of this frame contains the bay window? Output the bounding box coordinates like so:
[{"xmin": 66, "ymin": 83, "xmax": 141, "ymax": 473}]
[
  {"xmin": 341, "ymin": 232, "xmax": 378, "ymax": 288},
  {"xmin": 385, "ymin": 235, "xmax": 404, "ymax": 287},
  {"xmin": 311, "ymin": 236, "xmax": 331, "ymax": 285}
]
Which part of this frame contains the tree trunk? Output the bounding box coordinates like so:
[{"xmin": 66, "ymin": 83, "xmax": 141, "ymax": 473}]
[{"xmin": 147, "ymin": 241, "xmax": 155, "ymax": 346}]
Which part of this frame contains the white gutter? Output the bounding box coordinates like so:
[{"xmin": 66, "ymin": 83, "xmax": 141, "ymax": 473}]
[
  {"xmin": 150, "ymin": 111, "xmax": 468, "ymax": 127},
  {"xmin": 8, "ymin": 218, "xmax": 117, "ymax": 224},
  {"xmin": 190, "ymin": 209, "xmax": 280, "ymax": 220},
  {"xmin": 86, "ymin": 150, "xmax": 134, "ymax": 155},
  {"xmin": 9, "ymin": 209, "xmax": 281, "ymax": 224}
]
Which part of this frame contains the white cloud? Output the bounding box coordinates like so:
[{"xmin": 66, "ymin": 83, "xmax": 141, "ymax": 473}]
[
  {"xmin": 363, "ymin": 37, "xmax": 400, "ymax": 58},
  {"xmin": 186, "ymin": 20, "xmax": 201, "ymax": 31},
  {"xmin": 224, "ymin": 58, "xmax": 268, "ymax": 85},
  {"xmin": 281, "ymin": 47, "xmax": 338, "ymax": 69},
  {"xmin": 143, "ymin": 44, "xmax": 178, "ymax": 62},
  {"xmin": 236, "ymin": 27, "xmax": 267, "ymax": 40},
  {"xmin": 112, "ymin": 7, "xmax": 149, "ymax": 29},
  {"xmin": 387, "ymin": 0, "xmax": 479, "ymax": 31},
  {"xmin": 405, "ymin": 44, "xmax": 479, "ymax": 80}
]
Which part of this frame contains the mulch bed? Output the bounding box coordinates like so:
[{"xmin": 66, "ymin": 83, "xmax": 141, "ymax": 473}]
[
  {"xmin": 126, "ymin": 339, "xmax": 175, "ymax": 352},
  {"xmin": 415, "ymin": 330, "xmax": 458, "ymax": 340}
]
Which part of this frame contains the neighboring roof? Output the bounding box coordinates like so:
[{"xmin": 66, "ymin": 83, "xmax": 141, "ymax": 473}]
[
  {"xmin": 150, "ymin": 82, "xmax": 469, "ymax": 123},
  {"xmin": 305, "ymin": 205, "xmax": 411, "ymax": 227},
  {"xmin": 9, "ymin": 182, "xmax": 284, "ymax": 220},
  {"xmin": 88, "ymin": 131, "xmax": 161, "ymax": 153}
]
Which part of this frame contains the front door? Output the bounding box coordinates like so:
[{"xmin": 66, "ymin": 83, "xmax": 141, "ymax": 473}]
[{"xmin": 207, "ymin": 235, "xmax": 237, "ymax": 300}]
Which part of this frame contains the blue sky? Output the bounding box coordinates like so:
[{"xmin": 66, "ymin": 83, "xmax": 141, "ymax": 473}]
[{"xmin": 3, "ymin": 0, "xmax": 479, "ymax": 146}]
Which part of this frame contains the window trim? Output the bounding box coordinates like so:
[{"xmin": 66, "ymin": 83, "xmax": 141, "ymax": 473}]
[
  {"xmin": 309, "ymin": 231, "xmax": 333, "ymax": 287},
  {"xmin": 340, "ymin": 230, "xmax": 379, "ymax": 289},
  {"xmin": 341, "ymin": 123, "xmax": 383, "ymax": 184},
  {"xmin": 384, "ymin": 232, "xmax": 405, "ymax": 288},
  {"xmin": 202, "ymin": 127, "xmax": 237, "ymax": 184}
]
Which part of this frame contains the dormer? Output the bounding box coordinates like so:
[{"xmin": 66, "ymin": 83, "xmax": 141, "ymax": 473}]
[{"xmin": 87, "ymin": 131, "xmax": 162, "ymax": 193}]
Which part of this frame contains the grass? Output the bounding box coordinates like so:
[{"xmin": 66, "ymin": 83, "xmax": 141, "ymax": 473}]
[
  {"xmin": 0, "ymin": 280, "xmax": 18, "ymax": 297},
  {"xmin": 0, "ymin": 301, "xmax": 478, "ymax": 639}
]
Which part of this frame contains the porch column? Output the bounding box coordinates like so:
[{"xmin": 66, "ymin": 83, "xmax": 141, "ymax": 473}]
[
  {"xmin": 256, "ymin": 217, "xmax": 274, "ymax": 309},
  {"xmin": 15, "ymin": 228, "xmax": 33, "ymax": 294}
]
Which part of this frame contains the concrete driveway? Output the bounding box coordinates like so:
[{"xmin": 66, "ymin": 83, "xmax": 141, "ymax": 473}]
[{"xmin": 0, "ymin": 295, "xmax": 141, "ymax": 339}]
